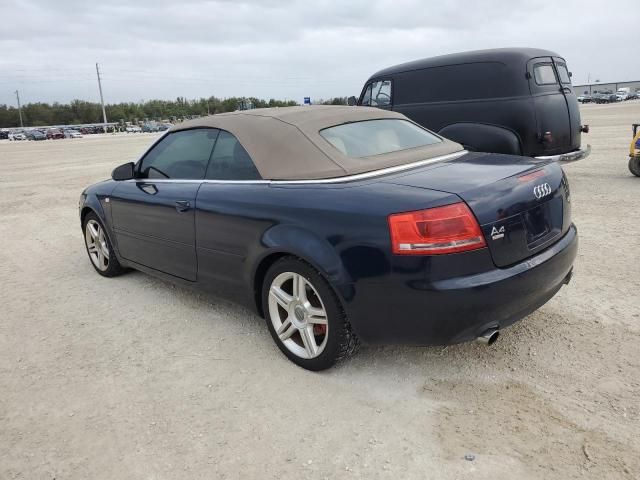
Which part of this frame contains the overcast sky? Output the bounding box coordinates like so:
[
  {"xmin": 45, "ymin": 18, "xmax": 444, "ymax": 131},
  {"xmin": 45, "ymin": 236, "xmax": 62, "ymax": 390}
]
[{"xmin": 0, "ymin": 0, "xmax": 638, "ymax": 106}]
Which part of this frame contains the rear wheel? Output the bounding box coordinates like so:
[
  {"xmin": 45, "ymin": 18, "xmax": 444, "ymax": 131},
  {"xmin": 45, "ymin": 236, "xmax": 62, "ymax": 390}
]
[
  {"xmin": 83, "ymin": 212, "xmax": 125, "ymax": 277},
  {"xmin": 629, "ymin": 156, "xmax": 640, "ymax": 177},
  {"xmin": 262, "ymin": 257, "xmax": 359, "ymax": 371}
]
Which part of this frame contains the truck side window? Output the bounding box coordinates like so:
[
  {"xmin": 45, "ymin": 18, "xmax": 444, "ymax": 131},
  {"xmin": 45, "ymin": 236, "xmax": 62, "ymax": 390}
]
[
  {"xmin": 533, "ymin": 64, "xmax": 557, "ymax": 85},
  {"xmin": 371, "ymin": 80, "xmax": 392, "ymax": 106},
  {"xmin": 361, "ymin": 80, "xmax": 392, "ymax": 106},
  {"xmin": 555, "ymin": 63, "xmax": 572, "ymax": 84},
  {"xmin": 361, "ymin": 84, "xmax": 372, "ymax": 106}
]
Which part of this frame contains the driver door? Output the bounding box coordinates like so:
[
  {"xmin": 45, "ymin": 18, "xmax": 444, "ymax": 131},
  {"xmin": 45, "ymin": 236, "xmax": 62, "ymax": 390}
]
[{"xmin": 110, "ymin": 128, "xmax": 219, "ymax": 281}]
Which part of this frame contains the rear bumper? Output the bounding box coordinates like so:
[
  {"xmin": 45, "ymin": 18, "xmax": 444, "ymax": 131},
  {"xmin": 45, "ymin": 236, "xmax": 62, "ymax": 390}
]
[
  {"xmin": 346, "ymin": 224, "xmax": 578, "ymax": 345},
  {"xmin": 535, "ymin": 145, "xmax": 591, "ymax": 163}
]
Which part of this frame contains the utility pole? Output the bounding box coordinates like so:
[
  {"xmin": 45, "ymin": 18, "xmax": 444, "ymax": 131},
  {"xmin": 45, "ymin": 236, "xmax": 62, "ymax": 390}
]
[
  {"xmin": 95, "ymin": 63, "xmax": 108, "ymax": 133},
  {"xmin": 15, "ymin": 90, "xmax": 24, "ymax": 128}
]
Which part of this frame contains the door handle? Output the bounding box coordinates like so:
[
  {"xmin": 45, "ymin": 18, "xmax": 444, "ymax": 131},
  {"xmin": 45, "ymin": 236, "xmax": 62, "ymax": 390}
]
[{"xmin": 175, "ymin": 200, "xmax": 191, "ymax": 212}]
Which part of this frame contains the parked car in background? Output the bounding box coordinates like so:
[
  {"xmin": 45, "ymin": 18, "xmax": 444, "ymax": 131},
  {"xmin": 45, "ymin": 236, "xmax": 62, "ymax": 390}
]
[
  {"xmin": 593, "ymin": 93, "xmax": 618, "ymax": 104},
  {"xmin": 577, "ymin": 94, "xmax": 592, "ymax": 103},
  {"xmin": 79, "ymin": 106, "xmax": 577, "ymax": 370},
  {"xmin": 616, "ymin": 87, "xmax": 631, "ymax": 101},
  {"xmin": 125, "ymin": 125, "xmax": 142, "ymax": 133},
  {"xmin": 46, "ymin": 128, "xmax": 65, "ymax": 139},
  {"xmin": 26, "ymin": 130, "xmax": 47, "ymax": 141},
  {"xmin": 9, "ymin": 131, "xmax": 27, "ymax": 141},
  {"xmin": 0, "ymin": 130, "xmax": 10, "ymax": 140},
  {"xmin": 64, "ymin": 129, "xmax": 83, "ymax": 138},
  {"xmin": 351, "ymin": 48, "xmax": 590, "ymax": 163}
]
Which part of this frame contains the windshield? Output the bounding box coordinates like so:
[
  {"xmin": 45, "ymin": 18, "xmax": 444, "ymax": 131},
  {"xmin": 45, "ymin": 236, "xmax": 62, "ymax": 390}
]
[{"xmin": 320, "ymin": 119, "xmax": 441, "ymax": 158}]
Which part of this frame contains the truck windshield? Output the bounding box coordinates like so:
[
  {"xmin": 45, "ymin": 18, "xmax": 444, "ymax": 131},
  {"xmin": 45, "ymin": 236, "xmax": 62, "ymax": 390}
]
[{"xmin": 320, "ymin": 119, "xmax": 441, "ymax": 158}]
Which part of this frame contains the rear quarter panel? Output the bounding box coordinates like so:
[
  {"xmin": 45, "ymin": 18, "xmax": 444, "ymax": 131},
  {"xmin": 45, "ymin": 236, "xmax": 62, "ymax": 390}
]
[{"xmin": 194, "ymin": 179, "xmax": 460, "ymax": 314}]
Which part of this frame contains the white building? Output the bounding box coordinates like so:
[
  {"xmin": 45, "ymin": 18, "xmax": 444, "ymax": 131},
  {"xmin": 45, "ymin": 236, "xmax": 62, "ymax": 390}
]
[{"xmin": 573, "ymin": 80, "xmax": 640, "ymax": 95}]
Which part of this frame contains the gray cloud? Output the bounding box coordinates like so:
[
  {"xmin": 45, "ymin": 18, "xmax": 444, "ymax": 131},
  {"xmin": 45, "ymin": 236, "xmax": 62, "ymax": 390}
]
[{"xmin": 0, "ymin": 0, "xmax": 637, "ymax": 105}]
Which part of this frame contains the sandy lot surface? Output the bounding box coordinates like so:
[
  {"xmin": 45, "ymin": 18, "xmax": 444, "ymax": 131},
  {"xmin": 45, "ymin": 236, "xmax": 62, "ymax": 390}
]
[{"xmin": 1, "ymin": 102, "xmax": 639, "ymax": 480}]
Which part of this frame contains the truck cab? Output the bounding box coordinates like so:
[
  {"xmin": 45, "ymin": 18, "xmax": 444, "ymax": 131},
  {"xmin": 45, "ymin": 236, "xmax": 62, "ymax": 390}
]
[{"xmin": 353, "ymin": 48, "xmax": 590, "ymax": 162}]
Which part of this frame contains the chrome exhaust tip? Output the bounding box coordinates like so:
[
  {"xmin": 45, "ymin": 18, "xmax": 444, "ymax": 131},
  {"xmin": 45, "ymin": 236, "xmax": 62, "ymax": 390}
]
[{"xmin": 476, "ymin": 328, "xmax": 499, "ymax": 346}]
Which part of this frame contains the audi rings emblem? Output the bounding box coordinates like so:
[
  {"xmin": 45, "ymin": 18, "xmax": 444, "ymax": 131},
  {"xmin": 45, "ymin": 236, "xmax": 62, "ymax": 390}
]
[{"xmin": 533, "ymin": 183, "xmax": 552, "ymax": 199}]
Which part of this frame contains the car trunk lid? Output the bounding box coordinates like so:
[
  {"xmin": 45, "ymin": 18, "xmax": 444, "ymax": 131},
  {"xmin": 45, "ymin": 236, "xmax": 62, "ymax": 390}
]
[{"xmin": 382, "ymin": 152, "xmax": 571, "ymax": 267}]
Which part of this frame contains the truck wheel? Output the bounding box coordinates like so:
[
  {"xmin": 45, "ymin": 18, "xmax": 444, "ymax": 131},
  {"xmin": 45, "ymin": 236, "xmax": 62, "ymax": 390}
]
[{"xmin": 629, "ymin": 157, "xmax": 640, "ymax": 177}]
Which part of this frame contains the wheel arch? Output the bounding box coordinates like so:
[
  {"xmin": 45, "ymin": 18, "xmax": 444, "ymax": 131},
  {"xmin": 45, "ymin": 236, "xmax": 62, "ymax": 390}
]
[
  {"xmin": 250, "ymin": 227, "xmax": 354, "ymax": 318},
  {"xmin": 79, "ymin": 197, "xmax": 120, "ymax": 260},
  {"xmin": 439, "ymin": 122, "xmax": 523, "ymax": 155},
  {"xmin": 80, "ymin": 206, "xmax": 96, "ymax": 226}
]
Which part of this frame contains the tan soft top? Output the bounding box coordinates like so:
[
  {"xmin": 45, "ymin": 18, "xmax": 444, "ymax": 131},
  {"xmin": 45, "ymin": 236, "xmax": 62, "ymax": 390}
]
[{"xmin": 171, "ymin": 105, "xmax": 463, "ymax": 180}]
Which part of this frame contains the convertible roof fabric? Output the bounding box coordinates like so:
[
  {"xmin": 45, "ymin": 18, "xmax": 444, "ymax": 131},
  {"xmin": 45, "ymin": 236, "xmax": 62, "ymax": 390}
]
[{"xmin": 171, "ymin": 105, "xmax": 463, "ymax": 180}]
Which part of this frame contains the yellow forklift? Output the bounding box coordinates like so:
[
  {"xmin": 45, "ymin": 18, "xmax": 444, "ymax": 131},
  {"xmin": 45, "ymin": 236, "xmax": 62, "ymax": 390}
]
[{"xmin": 630, "ymin": 123, "xmax": 640, "ymax": 177}]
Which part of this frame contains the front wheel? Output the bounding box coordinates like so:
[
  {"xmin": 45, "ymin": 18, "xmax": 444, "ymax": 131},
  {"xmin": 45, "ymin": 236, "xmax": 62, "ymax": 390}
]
[
  {"xmin": 83, "ymin": 212, "xmax": 126, "ymax": 277},
  {"xmin": 629, "ymin": 156, "xmax": 640, "ymax": 177},
  {"xmin": 262, "ymin": 257, "xmax": 359, "ymax": 371}
]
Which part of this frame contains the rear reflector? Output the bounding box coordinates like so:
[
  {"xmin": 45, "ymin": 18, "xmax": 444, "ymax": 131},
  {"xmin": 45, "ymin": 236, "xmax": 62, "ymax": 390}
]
[
  {"xmin": 518, "ymin": 169, "xmax": 546, "ymax": 183},
  {"xmin": 388, "ymin": 202, "xmax": 486, "ymax": 255}
]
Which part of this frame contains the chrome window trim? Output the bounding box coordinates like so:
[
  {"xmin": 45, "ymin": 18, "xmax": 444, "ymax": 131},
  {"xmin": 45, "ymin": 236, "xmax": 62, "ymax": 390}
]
[
  {"xmin": 124, "ymin": 150, "xmax": 467, "ymax": 185},
  {"xmin": 271, "ymin": 150, "xmax": 467, "ymax": 184}
]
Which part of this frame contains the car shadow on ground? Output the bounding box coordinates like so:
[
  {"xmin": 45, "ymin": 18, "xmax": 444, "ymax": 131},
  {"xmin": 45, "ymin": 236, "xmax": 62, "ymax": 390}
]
[{"xmin": 115, "ymin": 268, "xmax": 534, "ymax": 375}]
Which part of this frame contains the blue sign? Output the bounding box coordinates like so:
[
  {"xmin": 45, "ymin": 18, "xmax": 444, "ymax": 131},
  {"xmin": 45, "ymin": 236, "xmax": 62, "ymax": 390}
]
[{"xmin": 303, "ymin": 97, "xmax": 311, "ymax": 105}]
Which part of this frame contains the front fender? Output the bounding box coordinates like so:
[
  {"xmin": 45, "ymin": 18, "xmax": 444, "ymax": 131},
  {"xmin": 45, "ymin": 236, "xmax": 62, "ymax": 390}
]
[
  {"xmin": 80, "ymin": 192, "xmax": 108, "ymax": 225},
  {"xmin": 79, "ymin": 181, "xmax": 119, "ymax": 254}
]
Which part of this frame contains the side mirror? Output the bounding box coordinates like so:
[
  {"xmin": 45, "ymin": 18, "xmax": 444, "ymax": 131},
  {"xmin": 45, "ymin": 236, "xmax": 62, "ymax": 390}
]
[
  {"xmin": 112, "ymin": 162, "xmax": 135, "ymax": 181},
  {"xmin": 347, "ymin": 96, "xmax": 357, "ymax": 106}
]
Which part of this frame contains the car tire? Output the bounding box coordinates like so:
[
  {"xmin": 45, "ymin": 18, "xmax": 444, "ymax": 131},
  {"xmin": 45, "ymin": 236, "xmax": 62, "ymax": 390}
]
[
  {"xmin": 82, "ymin": 212, "xmax": 126, "ymax": 277},
  {"xmin": 262, "ymin": 257, "xmax": 359, "ymax": 371},
  {"xmin": 629, "ymin": 157, "xmax": 640, "ymax": 177}
]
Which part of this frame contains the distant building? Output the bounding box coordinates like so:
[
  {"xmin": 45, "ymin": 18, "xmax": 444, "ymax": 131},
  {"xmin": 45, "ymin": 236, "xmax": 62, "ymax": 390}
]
[{"xmin": 573, "ymin": 80, "xmax": 640, "ymax": 95}]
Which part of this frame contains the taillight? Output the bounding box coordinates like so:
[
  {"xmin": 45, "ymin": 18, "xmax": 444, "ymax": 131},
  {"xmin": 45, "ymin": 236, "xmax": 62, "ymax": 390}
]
[{"xmin": 388, "ymin": 202, "xmax": 487, "ymax": 255}]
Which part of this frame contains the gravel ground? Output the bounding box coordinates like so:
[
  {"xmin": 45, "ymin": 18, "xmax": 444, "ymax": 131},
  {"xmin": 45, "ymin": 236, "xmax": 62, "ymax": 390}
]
[{"xmin": 1, "ymin": 101, "xmax": 639, "ymax": 480}]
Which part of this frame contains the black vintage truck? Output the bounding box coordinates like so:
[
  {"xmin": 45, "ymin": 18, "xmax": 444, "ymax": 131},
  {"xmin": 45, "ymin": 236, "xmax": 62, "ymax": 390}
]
[{"xmin": 351, "ymin": 48, "xmax": 590, "ymax": 162}]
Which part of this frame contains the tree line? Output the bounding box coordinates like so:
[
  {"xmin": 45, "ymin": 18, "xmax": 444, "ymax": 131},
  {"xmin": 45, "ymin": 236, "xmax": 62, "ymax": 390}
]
[{"xmin": 0, "ymin": 96, "xmax": 348, "ymax": 128}]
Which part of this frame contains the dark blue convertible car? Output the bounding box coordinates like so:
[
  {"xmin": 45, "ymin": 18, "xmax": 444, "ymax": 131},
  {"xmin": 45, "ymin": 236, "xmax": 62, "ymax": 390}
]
[{"xmin": 79, "ymin": 106, "xmax": 577, "ymax": 370}]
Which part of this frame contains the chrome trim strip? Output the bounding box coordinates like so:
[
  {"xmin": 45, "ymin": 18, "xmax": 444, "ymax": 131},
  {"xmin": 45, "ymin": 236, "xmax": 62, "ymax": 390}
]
[
  {"xmin": 270, "ymin": 150, "xmax": 467, "ymax": 185},
  {"xmin": 122, "ymin": 150, "xmax": 467, "ymax": 186},
  {"xmin": 123, "ymin": 178, "xmax": 270, "ymax": 184},
  {"xmin": 535, "ymin": 144, "xmax": 591, "ymax": 163}
]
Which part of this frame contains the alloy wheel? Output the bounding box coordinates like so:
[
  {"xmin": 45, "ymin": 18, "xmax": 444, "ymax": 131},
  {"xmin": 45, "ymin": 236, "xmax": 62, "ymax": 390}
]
[
  {"xmin": 268, "ymin": 272, "xmax": 329, "ymax": 359},
  {"xmin": 85, "ymin": 219, "xmax": 109, "ymax": 271}
]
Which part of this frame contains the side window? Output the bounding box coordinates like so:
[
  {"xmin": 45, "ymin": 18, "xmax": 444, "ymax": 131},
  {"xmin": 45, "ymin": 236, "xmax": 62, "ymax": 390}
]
[
  {"xmin": 205, "ymin": 131, "xmax": 261, "ymax": 180},
  {"xmin": 533, "ymin": 64, "xmax": 557, "ymax": 85},
  {"xmin": 360, "ymin": 83, "xmax": 373, "ymax": 106},
  {"xmin": 370, "ymin": 80, "xmax": 392, "ymax": 106},
  {"xmin": 555, "ymin": 62, "xmax": 572, "ymax": 84},
  {"xmin": 139, "ymin": 128, "xmax": 218, "ymax": 180}
]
